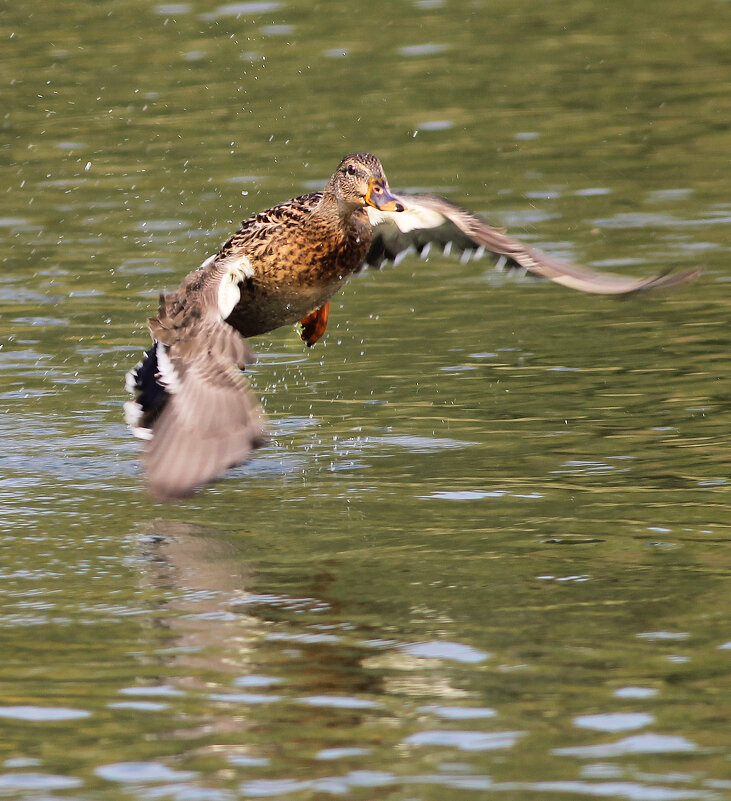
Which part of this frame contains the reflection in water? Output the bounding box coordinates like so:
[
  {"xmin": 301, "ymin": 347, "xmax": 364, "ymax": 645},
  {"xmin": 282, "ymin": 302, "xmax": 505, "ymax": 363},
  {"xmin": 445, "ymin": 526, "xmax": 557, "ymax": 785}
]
[
  {"xmin": 138, "ymin": 520, "xmax": 399, "ymax": 758},
  {"xmin": 121, "ymin": 519, "xmax": 725, "ymax": 800},
  {"xmin": 137, "ymin": 520, "xmax": 270, "ymax": 747},
  {"xmin": 131, "ymin": 519, "xmax": 536, "ymax": 790}
]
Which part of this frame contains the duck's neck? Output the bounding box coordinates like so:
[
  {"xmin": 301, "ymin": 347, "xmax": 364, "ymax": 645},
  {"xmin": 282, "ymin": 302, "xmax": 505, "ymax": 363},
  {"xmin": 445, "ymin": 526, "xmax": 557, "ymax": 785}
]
[
  {"xmin": 314, "ymin": 190, "xmax": 371, "ymax": 256},
  {"xmin": 319, "ymin": 185, "xmax": 364, "ymax": 224}
]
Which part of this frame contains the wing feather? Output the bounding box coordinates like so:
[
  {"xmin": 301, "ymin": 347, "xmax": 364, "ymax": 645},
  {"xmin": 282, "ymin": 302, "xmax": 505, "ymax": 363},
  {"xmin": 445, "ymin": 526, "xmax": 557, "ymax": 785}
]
[
  {"xmin": 143, "ymin": 311, "xmax": 266, "ymax": 500},
  {"xmin": 366, "ymin": 193, "xmax": 700, "ymax": 294}
]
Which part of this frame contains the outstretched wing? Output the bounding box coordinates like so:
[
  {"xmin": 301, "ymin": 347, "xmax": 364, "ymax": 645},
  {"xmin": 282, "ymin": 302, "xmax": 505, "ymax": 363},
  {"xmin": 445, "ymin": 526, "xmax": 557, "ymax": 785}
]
[
  {"xmin": 366, "ymin": 193, "xmax": 700, "ymax": 294},
  {"xmin": 127, "ymin": 256, "xmax": 267, "ymax": 500},
  {"xmin": 144, "ymin": 325, "xmax": 266, "ymax": 500}
]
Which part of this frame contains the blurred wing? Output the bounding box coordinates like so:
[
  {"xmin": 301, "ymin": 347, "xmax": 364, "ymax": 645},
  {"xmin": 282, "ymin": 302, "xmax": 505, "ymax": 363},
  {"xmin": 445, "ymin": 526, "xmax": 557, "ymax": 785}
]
[
  {"xmin": 144, "ymin": 324, "xmax": 266, "ymax": 500},
  {"xmin": 366, "ymin": 193, "xmax": 700, "ymax": 295}
]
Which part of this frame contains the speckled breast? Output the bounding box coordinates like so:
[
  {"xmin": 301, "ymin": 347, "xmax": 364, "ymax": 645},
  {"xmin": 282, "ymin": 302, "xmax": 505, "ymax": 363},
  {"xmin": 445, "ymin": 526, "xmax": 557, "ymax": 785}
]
[{"xmin": 222, "ymin": 205, "xmax": 372, "ymax": 339}]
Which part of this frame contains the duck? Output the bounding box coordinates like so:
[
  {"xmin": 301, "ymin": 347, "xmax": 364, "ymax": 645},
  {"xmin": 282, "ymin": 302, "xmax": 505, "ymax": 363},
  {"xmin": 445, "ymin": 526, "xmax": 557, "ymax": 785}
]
[{"xmin": 125, "ymin": 152, "xmax": 699, "ymax": 500}]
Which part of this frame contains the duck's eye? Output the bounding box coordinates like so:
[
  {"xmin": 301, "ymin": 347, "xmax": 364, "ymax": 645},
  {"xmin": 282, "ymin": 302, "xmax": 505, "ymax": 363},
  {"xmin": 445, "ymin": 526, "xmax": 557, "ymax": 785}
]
[{"xmin": 346, "ymin": 164, "xmax": 357, "ymax": 176}]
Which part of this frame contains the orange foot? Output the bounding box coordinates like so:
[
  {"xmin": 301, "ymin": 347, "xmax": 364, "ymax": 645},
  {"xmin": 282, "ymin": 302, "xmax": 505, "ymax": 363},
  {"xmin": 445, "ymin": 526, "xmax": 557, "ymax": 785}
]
[{"xmin": 300, "ymin": 301, "xmax": 330, "ymax": 347}]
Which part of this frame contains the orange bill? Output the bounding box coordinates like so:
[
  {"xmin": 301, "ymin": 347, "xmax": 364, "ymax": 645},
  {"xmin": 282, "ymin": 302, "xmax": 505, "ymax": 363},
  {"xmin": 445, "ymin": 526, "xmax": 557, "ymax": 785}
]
[{"xmin": 364, "ymin": 178, "xmax": 405, "ymax": 212}]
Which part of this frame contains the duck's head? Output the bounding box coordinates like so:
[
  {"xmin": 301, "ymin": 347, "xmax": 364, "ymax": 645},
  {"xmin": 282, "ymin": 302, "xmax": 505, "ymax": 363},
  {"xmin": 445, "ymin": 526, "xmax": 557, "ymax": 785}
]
[{"xmin": 329, "ymin": 153, "xmax": 405, "ymax": 214}]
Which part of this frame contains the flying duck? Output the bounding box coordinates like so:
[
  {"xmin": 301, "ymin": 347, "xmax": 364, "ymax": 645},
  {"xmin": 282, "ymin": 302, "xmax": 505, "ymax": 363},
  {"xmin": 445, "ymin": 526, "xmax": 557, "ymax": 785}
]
[{"xmin": 125, "ymin": 152, "xmax": 698, "ymax": 499}]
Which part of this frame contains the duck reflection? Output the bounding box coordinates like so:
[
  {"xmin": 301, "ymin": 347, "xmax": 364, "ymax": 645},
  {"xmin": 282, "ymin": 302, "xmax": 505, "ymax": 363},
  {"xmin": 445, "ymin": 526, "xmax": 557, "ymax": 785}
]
[
  {"xmin": 133, "ymin": 519, "xmax": 478, "ymax": 771},
  {"xmin": 134, "ymin": 519, "xmax": 394, "ymax": 761}
]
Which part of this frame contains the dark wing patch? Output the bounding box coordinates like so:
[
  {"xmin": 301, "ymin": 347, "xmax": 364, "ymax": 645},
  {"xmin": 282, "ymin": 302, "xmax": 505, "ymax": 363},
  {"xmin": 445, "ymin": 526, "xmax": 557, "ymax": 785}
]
[
  {"xmin": 125, "ymin": 343, "xmax": 168, "ymax": 435},
  {"xmin": 366, "ymin": 193, "xmax": 701, "ymax": 294}
]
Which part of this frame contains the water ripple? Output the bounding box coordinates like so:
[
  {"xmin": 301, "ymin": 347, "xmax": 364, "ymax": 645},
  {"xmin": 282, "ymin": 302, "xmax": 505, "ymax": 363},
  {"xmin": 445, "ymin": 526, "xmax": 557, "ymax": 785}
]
[
  {"xmin": 418, "ymin": 705, "xmax": 497, "ymax": 720},
  {"xmin": 209, "ymin": 692, "xmax": 281, "ymax": 704},
  {"xmin": 525, "ymin": 780, "xmax": 710, "ymax": 800},
  {"xmin": 0, "ymin": 705, "xmax": 90, "ymax": 721},
  {"xmin": 404, "ymin": 729, "xmax": 525, "ymax": 751},
  {"xmin": 95, "ymin": 762, "xmax": 198, "ymax": 783},
  {"xmin": 402, "ymin": 640, "xmax": 490, "ymax": 664},
  {"xmin": 0, "ymin": 773, "xmax": 82, "ymax": 791},
  {"xmin": 613, "ymin": 687, "xmax": 659, "ymax": 699},
  {"xmin": 554, "ymin": 733, "xmax": 697, "ymax": 758},
  {"xmin": 204, "ymin": 1, "xmax": 281, "ymax": 18},
  {"xmin": 574, "ymin": 713, "xmax": 654, "ymax": 732},
  {"xmin": 297, "ymin": 696, "xmax": 380, "ymax": 710},
  {"xmin": 398, "ymin": 44, "xmax": 448, "ymax": 56}
]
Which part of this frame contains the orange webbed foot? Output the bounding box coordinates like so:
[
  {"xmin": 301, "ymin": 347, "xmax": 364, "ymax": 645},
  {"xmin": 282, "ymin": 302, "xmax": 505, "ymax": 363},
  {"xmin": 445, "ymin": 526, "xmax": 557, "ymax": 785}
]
[{"xmin": 299, "ymin": 301, "xmax": 330, "ymax": 347}]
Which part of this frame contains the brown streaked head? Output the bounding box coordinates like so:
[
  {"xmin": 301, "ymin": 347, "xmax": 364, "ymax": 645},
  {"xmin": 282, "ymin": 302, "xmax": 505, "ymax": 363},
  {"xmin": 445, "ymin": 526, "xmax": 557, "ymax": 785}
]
[{"xmin": 329, "ymin": 153, "xmax": 405, "ymax": 213}]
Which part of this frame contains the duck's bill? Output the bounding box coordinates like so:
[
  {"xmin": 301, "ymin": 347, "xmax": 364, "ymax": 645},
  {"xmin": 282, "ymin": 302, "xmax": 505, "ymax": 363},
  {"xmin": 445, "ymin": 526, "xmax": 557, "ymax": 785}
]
[{"xmin": 365, "ymin": 179, "xmax": 405, "ymax": 212}]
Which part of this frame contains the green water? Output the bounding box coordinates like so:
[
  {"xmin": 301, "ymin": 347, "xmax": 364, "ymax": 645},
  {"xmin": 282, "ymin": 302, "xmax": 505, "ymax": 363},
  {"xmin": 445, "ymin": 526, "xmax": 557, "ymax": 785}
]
[{"xmin": 1, "ymin": 0, "xmax": 730, "ymax": 798}]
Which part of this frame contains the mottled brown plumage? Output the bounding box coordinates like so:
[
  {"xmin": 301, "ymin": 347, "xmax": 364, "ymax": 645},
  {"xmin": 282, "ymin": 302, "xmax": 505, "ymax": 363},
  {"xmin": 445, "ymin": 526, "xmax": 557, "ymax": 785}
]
[
  {"xmin": 125, "ymin": 152, "xmax": 699, "ymax": 499},
  {"xmin": 219, "ymin": 153, "xmax": 399, "ymax": 337}
]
